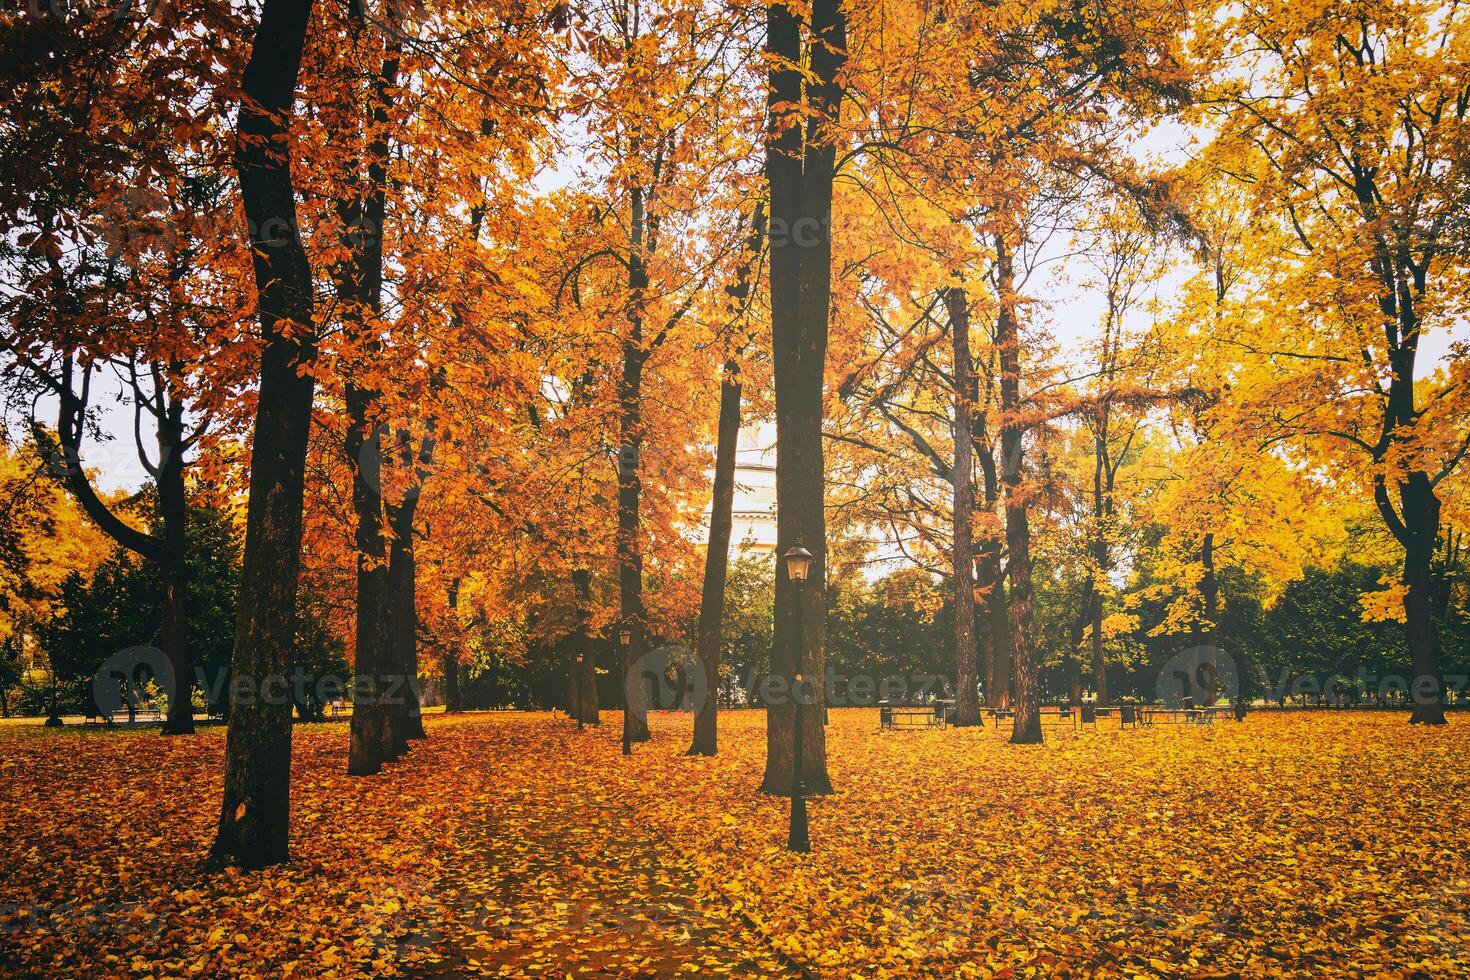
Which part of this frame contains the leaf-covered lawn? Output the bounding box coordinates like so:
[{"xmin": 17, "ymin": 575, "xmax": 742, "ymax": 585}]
[{"xmin": 1, "ymin": 710, "xmax": 1466, "ymax": 977}]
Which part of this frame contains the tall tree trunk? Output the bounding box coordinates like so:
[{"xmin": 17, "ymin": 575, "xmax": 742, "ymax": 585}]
[
  {"xmin": 618, "ymin": 186, "xmax": 652, "ymax": 747},
  {"xmin": 381, "ymin": 501, "xmax": 409, "ymax": 757},
  {"xmin": 339, "ymin": 0, "xmax": 400, "ymax": 774},
  {"xmin": 158, "ymin": 406, "xmax": 194, "ymax": 735},
  {"xmin": 979, "ymin": 552, "xmax": 1010, "ymax": 708},
  {"xmin": 1090, "ymin": 435, "xmax": 1110, "ymax": 707},
  {"xmin": 1090, "ymin": 584, "xmax": 1107, "ymax": 707},
  {"xmin": 689, "ymin": 361, "xmax": 741, "ymax": 755},
  {"xmin": 577, "ymin": 650, "xmax": 599, "ymax": 725},
  {"xmin": 386, "ymin": 425, "xmax": 434, "ymax": 751},
  {"xmin": 947, "ymin": 287, "xmax": 980, "ymax": 727},
  {"xmin": 760, "ymin": 0, "xmax": 845, "ymax": 796},
  {"xmin": 1004, "ymin": 498, "xmax": 1038, "ymax": 744},
  {"xmin": 975, "ymin": 431, "xmax": 1009, "ymax": 709},
  {"xmin": 379, "ymin": 521, "xmax": 406, "ymax": 759},
  {"xmin": 442, "ymin": 578, "xmax": 463, "ymax": 713},
  {"xmin": 384, "ymin": 485, "xmax": 423, "ymax": 752},
  {"xmin": 345, "ymin": 416, "xmax": 389, "ymax": 774},
  {"xmin": 1200, "ymin": 531, "xmax": 1219, "ymax": 705},
  {"xmin": 1067, "ymin": 601, "xmax": 1087, "ymax": 708},
  {"xmin": 211, "ymin": 0, "xmax": 317, "ymax": 871},
  {"xmin": 995, "ymin": 237, "xmax": 1040, "ymax": 745},
  {"xmin": 566, "ymin": 656, "xmax": 581, "ymax": 720},
  {"xmin": 570, "ymin": 568, "xmax": 599, "ymax": 726},
  {"xmin": 398, "ymin": 514, "xmax": 426, "ymax": 740},
  {"xmin": 442, "ymin": 653, "xmax": 461, "ymax": 715},
  {"xmin": 1402, "ymin": 473, "xmax": 1445, "ymax": 724}
]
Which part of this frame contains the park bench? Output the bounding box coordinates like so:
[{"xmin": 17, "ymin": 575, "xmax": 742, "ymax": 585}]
[
  {"xmin": 980, "ymin": 707, "xmax": 1080, "ymax": 729},
  {"xmin": 1040, "ymin": 707, "xmax": 1077, "ymax": 729},
  {"xmin": 87, "ymin": 706, "xmax": 163, "ymax": 725},
  {"xmin": 1140, "ymin": 706, "xmax": 1214, "ymax": 726},
  {"xmin": 879, "ymin": 702, "xmax": 947, "ymax": 730}
]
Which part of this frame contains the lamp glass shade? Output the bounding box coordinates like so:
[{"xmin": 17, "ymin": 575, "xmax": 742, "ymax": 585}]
[{"xmin": 783, "ymin": 545, "xmax": 814, "ymax": 582}]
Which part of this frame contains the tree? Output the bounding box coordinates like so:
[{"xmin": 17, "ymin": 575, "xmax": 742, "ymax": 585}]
[
  {"xmin": 1073, "ymin": 212, "xmax": 1163, "ymax": 705},
  {"xmin": 1196, "ymin": 0, "xmax": 1470, "ymax": 723},
  {"xmin": 689, "ymin": 206, "xmax": 765, "ymax": 756},
  {"xmin": 329, "ymin": 0, "xmax": 402, "ymax": 777},
  {"xmin": 992, "ymin": 229, "xmax": 1046, "ymax": 743},
  {"xmin": 39, "ymin": 498, "xmax": 242, "ymax": 717},
  {"xmin": 947, "ymin": 287, "xmax": 982, "ymax": 726},
  {"xmin": 0, "ymin": 1, "xmax": 247, "ymax": 736},
  {"xmin": 761, "ymin": 0, "xmax": 847, "ymax": 795},
  {"xmin": 0, "ymin": 439, "xmax": 112, "ymax": 720},
  {"xmin": 211, "ymin": 0, "xmax": 319, "ymax": 870}
]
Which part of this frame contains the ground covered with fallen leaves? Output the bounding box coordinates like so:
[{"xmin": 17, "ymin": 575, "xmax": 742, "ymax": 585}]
[{"xmin": 1, "ymin": 709, "xmax": 1466, "ymax": 977}]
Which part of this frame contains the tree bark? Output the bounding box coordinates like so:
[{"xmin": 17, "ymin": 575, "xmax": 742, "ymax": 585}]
[
  {"xmin": 995, "ymin": 237, "xmax": 1041, "ymax": 745},
  {"xmin": 974, "ymin": 427, "xmax": 1009, "ymax": 709},
  {"xmin": 760, "ymin": 0, "xmax": 845, "ymax": 796},
  {"xmin": 688, "ymin": 362, "xmax": 741, "ymax": 755},
  {"xmin": 442, "ymin": 577, "xmax": 463, "ymax": 713},
  {"xmin": 337, "ymin": 0, "xmax": 401, "ymax": 774},
  {"xmin": 1401, "ymin": 473, "xmax": 1445, "ymax": 724},
  {"xmin": 385, "ymin": 478, "xmax": 424, "ymax": 752},
  {"xmin": 345, "ymin": 413, "xmax": 389, "ymax": 774},
  {"xmin": 616, "ymin": 357, "xmax": 650, "ymax": 743},
  {"xmin": 1200, "ymin": 531, "xmax": 1219, "ymax": 705},
  {"xmin": 979, "ymin": 551, "xmax": 1010, "ymax": 708},
  {"xmin": 442, "ymin": 651, "xmax": 461, "ymax": 714},
  {"xmin": 1089, "ymin": 585, "xmax": 1106, "ymax": 706},
  {"xmin": 1090, "ymin": 435, "xmax": 1110, "ymax": 706},
  {"xmin": 157, "ymin": 393, "xmax": 193, "ymax": 735},
  {"xmin": 618, "ymin": 186, "xmax": 652, "ymax": 747},
  {"xmin": 570, "ymin": 568, "xmax": 598, "ymax": 726},
  {"xmin": 947, "ymin": 287, "xmax": 981, "ymax": 726},
  {"xmin": 211, "ymin": 0, "xmax": 317, "ymax": 871}
]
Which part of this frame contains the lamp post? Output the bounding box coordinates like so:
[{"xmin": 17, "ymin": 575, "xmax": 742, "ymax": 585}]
[
  {"xmin": 617, "ymin": 626, "xmax": 633, "ymax": 755},
  {"xmin": 783, "ymin": 544, "xmax": 813, "ymax": 853}
]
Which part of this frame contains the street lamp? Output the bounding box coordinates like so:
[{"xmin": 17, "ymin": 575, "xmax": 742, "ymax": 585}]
[
  {"xmin": 617, "ymin": 626, "xmax": 633, "ymax": 756},
  {"xmin": 783, "ymin": 544, "xmax": 814, "ymax": 853}
]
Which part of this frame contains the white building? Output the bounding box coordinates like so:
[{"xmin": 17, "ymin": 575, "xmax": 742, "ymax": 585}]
[{"xmin": 694, "ymin": 423, "xmax": 777, "ymax": 555}]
